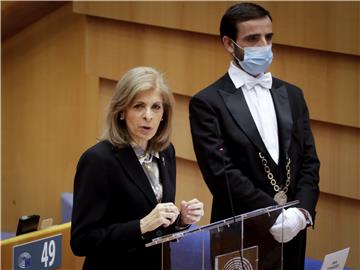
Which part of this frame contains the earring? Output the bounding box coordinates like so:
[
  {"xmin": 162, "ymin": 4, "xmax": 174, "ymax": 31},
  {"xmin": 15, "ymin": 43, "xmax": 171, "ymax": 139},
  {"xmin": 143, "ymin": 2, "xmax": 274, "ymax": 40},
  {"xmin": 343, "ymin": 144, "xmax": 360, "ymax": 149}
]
[{"xmin": 119, "ymin": 113, "xmax": 124, "ymax": 120}]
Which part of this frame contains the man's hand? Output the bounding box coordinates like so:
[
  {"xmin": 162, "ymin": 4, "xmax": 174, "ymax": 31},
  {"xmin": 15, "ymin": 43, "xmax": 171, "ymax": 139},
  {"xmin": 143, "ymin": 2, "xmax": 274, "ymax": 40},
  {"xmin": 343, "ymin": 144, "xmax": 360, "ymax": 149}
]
[{"xmin": 270, "ymin": 207, "xmax": 307, "ymax": 243}]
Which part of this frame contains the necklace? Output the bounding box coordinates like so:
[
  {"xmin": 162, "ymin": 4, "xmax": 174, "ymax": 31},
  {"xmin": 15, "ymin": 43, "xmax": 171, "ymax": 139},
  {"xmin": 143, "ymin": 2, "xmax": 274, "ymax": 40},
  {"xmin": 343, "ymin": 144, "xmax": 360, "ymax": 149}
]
[{"xmin": 258, "ymin": 152, "xmax": 291, "ymax": 205}]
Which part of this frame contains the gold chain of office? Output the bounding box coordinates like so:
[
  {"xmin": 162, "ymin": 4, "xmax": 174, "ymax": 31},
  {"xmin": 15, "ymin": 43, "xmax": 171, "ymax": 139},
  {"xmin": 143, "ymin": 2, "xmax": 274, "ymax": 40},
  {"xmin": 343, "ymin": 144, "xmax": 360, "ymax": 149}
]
[{"xmin": 258, "ymin": 152, "xmax": 291, "ymax": 205}]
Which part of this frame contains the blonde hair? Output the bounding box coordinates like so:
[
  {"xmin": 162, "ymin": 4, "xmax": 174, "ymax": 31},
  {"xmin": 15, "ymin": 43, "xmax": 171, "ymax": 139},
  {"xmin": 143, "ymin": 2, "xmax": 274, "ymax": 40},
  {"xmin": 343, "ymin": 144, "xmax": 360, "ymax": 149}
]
[{"xmin": 101, "ymin": 67, "xmax": 175, "ymax": 152}]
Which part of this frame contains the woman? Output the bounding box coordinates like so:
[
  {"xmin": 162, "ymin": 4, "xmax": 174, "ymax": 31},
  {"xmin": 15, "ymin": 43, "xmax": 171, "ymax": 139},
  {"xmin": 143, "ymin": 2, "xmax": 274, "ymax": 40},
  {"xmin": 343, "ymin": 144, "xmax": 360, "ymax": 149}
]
[{"xmin": 70, "ymin": 67, "xmax": 204, "ymax": 269}]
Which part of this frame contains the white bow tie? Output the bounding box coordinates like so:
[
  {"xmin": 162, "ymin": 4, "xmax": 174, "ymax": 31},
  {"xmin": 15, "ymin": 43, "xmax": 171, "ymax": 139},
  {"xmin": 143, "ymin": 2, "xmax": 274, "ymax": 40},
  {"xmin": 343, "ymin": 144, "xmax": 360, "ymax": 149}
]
[{"xmin": 243, "ymin": 72, "xmax": 272, "ymax": 90}]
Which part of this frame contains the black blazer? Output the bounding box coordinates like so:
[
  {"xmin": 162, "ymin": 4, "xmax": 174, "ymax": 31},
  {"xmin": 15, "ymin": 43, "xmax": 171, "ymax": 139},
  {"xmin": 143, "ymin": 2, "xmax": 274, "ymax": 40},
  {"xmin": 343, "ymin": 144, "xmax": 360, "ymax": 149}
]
[
  {"xmin": 189, "ymin": 73, "xmax": 320, "ymax": 223},
  {"xmin": 70, "ymin": 140, "xmax": 176, "ymax": 269}
]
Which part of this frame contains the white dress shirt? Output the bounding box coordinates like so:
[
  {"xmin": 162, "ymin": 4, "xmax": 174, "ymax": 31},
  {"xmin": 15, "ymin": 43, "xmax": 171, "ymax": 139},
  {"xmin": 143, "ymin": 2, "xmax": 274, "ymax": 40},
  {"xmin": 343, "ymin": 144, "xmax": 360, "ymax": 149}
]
[{"xmin": 228, "ymin": 61, "xmax": 279, "ymax": 164}]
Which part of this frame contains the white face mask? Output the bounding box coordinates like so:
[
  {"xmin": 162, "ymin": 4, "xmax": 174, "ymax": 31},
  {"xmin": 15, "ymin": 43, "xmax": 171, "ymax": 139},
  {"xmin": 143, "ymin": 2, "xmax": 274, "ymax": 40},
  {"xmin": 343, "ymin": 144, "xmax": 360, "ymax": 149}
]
[{"xmin": 231, "ymin": 40, "xmax": 273, "ymax": 76}]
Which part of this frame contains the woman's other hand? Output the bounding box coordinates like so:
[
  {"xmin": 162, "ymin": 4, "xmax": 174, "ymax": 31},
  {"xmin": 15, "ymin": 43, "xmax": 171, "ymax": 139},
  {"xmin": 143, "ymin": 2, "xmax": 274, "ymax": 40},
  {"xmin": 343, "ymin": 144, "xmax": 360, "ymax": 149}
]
[
  {"xmin": 179, "ymin": 198, "xmax": 204, "ymax": 225},
  {"xmin": 140, "ymin": 203, "xmax": 179, "ymax": 234}
]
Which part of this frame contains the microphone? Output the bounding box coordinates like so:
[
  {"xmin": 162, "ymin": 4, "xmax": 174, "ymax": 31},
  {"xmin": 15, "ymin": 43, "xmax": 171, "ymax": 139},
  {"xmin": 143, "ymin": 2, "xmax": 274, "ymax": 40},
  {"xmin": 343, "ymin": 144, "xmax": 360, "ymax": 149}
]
[
  {"xmin": 219, "ymin": 147, "xmax": 236, "ymax": 222},
  {"xmin": 213, "ymin": 119, "xmax": 236, "ymax": 221},
  {"xmin": 214, "ymin": 120, "xmax": 246, "ymax": 270}
]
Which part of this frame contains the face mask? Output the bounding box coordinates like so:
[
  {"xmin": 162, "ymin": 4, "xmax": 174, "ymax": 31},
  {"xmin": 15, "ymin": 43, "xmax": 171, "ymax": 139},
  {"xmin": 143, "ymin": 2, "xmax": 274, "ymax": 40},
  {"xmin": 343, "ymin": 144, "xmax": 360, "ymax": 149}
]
[{"xmin": 231, "ymin": 40, "xmax": 273, "ymax": 76}]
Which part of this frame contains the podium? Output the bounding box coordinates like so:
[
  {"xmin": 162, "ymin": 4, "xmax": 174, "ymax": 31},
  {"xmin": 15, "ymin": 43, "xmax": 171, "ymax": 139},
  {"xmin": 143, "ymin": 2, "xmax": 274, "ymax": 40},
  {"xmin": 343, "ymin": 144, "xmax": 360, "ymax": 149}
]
[{"xmin": 146, "ymin": 201, "xmax": 299, "ymax": 270}]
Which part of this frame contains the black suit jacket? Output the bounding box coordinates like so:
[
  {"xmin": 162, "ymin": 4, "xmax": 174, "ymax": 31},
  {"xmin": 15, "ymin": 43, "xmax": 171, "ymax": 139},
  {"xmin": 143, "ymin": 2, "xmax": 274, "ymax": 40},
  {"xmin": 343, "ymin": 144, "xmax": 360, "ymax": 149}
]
[
  {"xmin": 189, "ymin": 73, "xmax": 320, "ymax": 222},
  {"xmin": 70, "ymin": 140, "xmax": 176, "ymax": 269},
  {"xmin": 190, "ymin": 73, "xmax": 320, "ymax": 270}
]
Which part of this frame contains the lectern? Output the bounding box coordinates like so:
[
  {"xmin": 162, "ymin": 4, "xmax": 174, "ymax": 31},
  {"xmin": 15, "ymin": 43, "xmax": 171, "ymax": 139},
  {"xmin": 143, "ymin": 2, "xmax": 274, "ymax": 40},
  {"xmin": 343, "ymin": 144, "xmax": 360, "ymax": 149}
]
[{"xmin": 146, "ymin": 201, "xmax": 299, "ymax": 270}]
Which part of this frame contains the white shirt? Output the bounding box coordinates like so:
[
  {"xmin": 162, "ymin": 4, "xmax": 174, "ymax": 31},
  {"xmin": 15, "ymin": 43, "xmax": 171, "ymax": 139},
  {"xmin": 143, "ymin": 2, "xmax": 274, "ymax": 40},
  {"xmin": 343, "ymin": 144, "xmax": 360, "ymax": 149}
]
[{"xmin": 228, "ymin": 61, "xmax": 279, "ymax": 164}]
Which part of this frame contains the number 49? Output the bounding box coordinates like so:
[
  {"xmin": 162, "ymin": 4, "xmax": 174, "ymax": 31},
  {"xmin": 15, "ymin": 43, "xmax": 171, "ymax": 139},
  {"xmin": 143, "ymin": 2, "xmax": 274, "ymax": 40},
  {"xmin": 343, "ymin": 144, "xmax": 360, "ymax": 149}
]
[{"xmin": 41, "ymin": 240, "xmax": 56, "ymax": 267}]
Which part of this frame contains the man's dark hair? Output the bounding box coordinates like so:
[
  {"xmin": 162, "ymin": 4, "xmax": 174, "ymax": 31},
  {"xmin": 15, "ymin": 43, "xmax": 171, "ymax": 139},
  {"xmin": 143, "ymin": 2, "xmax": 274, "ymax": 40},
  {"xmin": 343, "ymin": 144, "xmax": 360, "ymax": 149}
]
[{"xmin": 220, "ymin": 2, "xmax": 272, "ymax": 41}]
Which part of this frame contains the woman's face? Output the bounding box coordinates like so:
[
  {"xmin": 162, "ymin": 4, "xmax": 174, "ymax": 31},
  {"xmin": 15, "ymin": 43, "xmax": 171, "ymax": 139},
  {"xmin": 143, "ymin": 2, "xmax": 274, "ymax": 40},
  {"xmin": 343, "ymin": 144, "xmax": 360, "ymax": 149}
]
[{"xmin": 123, "ymin": 89, "xmax": 164, "ymax": 150}]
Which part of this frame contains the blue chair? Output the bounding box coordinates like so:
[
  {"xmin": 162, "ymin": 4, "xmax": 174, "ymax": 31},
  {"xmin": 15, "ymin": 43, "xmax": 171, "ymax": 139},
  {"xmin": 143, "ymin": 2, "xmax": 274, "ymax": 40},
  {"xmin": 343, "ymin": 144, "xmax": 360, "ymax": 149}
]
[
  {"xmin": 305, "ymin": 257, "xmax": 352, "ymax": 270},
  {"xmin": 61, "ymin": 192, "xmax": 73, "ymax": 223},
  {"xmin": 305, "ymin": 257, "xmax": 324, "ymax": 270},
  {"xmin": 0, "ymin": 232, "xmax": 16, "ymax": 240}
]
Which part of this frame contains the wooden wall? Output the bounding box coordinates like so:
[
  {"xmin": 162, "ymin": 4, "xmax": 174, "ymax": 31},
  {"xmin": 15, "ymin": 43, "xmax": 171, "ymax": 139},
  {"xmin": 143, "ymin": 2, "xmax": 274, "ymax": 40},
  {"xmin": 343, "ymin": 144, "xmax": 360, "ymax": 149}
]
[
  {"xmin": 2, "ymin": 4, "xmax": 99, "ymax": 232},
  {"xmin": 2, "ymin": 2, "xmax": 359, "ymax": 269}
]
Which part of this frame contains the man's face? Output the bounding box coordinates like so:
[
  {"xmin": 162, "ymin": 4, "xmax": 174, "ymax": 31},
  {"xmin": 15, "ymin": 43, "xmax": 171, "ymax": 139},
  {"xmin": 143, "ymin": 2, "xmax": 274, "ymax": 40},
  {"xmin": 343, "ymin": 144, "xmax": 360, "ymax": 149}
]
[
  {"xmin": 235, "ymin": 16, "xmax": 273, "ymax": 48},
  {"xmin": 229, "ymin": 16, "xmax": 273, "ymax": 61},
  {"xmin": 222, "ymin": 15, "xmax": 274, "ymax": 68}
]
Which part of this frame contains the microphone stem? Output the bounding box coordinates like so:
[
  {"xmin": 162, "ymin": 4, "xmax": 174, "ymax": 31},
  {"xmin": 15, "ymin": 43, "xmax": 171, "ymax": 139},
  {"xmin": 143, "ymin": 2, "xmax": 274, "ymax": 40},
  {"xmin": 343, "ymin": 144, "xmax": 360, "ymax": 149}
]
[{"xmin": 220, "ymin": 148, "xmax": 236, "ymax": 223}]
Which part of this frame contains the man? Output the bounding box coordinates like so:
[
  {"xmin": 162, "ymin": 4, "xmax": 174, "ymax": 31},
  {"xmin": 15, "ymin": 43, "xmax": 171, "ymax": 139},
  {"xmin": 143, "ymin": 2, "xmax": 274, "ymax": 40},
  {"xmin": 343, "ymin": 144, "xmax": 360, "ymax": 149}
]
[{"xmin": 189, "ymin": 3, "xmax": 320, "ymax": 269}]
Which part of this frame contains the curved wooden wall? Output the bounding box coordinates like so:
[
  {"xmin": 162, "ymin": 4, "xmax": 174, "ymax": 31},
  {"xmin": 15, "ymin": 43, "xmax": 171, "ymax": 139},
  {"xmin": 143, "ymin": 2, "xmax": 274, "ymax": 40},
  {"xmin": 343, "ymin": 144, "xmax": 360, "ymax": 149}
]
[
  {"xmin": 2, "ymin": 2, "xmax": 359, "ymax": 269},
  {"xmin": 2, "ymin": 4, "xmax": 99, "ymax": 233},
  {"xmin": 74, "ymin": 1, "xmax": 360, "ymax": 55}
]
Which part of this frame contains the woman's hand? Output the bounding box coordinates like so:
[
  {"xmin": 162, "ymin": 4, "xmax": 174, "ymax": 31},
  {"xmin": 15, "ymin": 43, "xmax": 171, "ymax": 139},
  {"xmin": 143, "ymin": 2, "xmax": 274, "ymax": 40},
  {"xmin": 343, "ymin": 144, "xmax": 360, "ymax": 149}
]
[
  {"xmin": 179, "ymin": 198, "xmax": 204, "ymax": 226},
  {"xmin": 140, "ymin": 203, "xmax": 179, "ymax": 234}
]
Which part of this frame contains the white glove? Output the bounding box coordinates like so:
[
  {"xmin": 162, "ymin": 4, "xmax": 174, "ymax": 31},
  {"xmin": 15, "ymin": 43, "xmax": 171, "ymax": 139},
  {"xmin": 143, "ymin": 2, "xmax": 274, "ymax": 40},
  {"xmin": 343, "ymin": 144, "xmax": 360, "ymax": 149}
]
[{"xmin": 270, "ymin": 207, "xmax": 307, "ymax": 243}]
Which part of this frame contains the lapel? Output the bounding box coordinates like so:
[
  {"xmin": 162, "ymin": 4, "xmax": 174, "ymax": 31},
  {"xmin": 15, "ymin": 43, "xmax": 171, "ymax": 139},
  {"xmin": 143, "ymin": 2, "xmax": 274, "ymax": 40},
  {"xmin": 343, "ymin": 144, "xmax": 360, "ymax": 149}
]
[
  {"xmin": 218, "ymin": 74, "xmax": 293, "ymax": 159},
  {"xmin": 218, "ymin": 74, "xmax": 268, "ymax": 154},
  {"xmin": 270, "ymin": 80, "xmax": 293, "ymax": 157},
  {"xmin": 113, "ymin": 146, "xmax": 158, "ymax": 206},
  {"xmin": 157, "ymin": 151, "xmax": 172, "ymax": 203}
]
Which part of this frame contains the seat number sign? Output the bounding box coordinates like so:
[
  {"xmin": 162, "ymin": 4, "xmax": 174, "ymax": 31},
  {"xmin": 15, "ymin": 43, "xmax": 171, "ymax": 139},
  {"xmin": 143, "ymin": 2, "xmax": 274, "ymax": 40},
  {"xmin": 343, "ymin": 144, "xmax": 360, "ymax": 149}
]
[{"xmin": 13, "ymin": 234, "xmax": 62, "ymax": 270}]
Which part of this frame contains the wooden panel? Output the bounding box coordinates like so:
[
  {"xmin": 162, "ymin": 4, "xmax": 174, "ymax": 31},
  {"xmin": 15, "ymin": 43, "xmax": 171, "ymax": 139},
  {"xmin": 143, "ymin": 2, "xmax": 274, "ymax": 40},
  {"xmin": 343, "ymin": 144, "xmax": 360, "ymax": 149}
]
[
  {"xmin": 262, "ymin": 2, "xmax": 360, "ymax": 55},
  {"xmin": 172, "ymin": 94, "xmax": 196, "ymax": 161},
  {"xmin": 74, "ymin": 1, "xmax": 227, "ymax": 38},
  {"xmin": 98, "ymin": 79, "xmax": 113, "ymax": 136},
  {"xmin": 86, "ymin": 18, "xmax": 360, "ymax": 128},
  {"xmin": 0, "ymin": 223, "xmax": 83, "ymax": 270},
  {"xmin": 1, "ymin": 1, "xmax": 66, "ymax": 40},
  {"xmin": 271, "ymin": 45, "xmax": 360, "ymax": 128},
  {"xmin": 85, "ymin": 17, "xmax": 227, "ymax": 97},
  {"xmin": 175, "ymin": 158, "xmax": 212, "ymax": 226},
  {"xmin": 313, "ymin": 121, "xmax": 360, "ymax": 200},
  {"xmin": 2, "ymin": 4, "xmax": 99, "ymax": 231},
  {"xmin": 307, "ymin": 193, "xmax": 360, "ymax": 269},
  {"xmin": 74, "ymin": 1, "xmax": 360, "ymax": 55}
]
